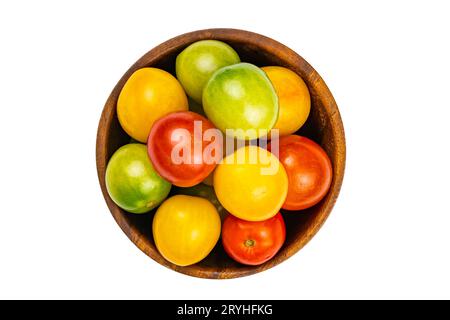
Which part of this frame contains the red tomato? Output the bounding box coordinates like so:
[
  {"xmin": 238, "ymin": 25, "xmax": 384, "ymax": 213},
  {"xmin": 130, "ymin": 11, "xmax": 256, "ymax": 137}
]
[
  {"xmin": 222, "ymin": 213, "xmax": 286, "ymax": 266},
  {"xmin": 270, "ymin": 135, "xmax": 332, "ymax": 210},
  {"xmin": 147, "ymin": 111, "xmax": 222, "ymax": 187}
]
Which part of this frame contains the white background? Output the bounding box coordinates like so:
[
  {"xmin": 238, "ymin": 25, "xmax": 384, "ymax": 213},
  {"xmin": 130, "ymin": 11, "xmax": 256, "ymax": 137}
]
[{"xmin": 0, "ymin": 0, "xmax": 449, "ymax": 299}]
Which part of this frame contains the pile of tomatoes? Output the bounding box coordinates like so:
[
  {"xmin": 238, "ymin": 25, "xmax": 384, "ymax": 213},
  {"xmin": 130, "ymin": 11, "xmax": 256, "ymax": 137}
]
[{"xmin": 105, "ymin": 40, "xmax": 332, "ymax": 267}]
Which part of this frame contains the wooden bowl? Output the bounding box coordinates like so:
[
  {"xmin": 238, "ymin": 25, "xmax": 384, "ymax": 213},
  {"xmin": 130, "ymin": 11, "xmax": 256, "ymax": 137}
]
[{"xmin": 96, "ymin": 28, "xmax": 345, "ymax": 279}]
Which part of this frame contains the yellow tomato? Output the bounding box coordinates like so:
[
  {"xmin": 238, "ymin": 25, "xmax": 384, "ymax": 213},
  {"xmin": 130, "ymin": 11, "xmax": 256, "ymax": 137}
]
[
  {"xmin": 117, "ymin": 68, "xmax": 188, "ymax": 142},
  {"xmin": 214, "ymin": 146, "xmax": 288, "ymax": 221},
  {"xmin": 262, "ymin": 66, "xmax": 311, "ymax": 136},
  {"xmin": 152, "ymin": 195, "xmax": 221, "ymax": 266},
  {"xmin": 202, "ymin": 138, "xmax": 251, "ymax": 186}
]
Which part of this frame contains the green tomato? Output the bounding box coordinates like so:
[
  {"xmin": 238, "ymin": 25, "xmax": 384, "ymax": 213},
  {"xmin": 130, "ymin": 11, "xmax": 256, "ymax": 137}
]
[
  {"xmin": 176, "ymin": 40, "xmax": 240, "ymax": 103},
  {"xmin": 105, "ymin": 144, "xmax": 171, "ymax": 213},
  {"xmin": 174, "ymin": 184, "xmax": 227, "ymax": 222},
  {"xmin": 203, "ymin": 63, "xmax": 279, "ymax": 140}
]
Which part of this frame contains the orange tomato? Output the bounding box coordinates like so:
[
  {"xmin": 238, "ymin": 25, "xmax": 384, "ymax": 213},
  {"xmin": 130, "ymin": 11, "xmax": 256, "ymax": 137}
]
[
  {"xmin": 262, "ymin": 66, "xmax": 310, "ymax": 136},
  {"xmin": 117, "ymin": 68, "xmax": 188, "ymax": 142}
]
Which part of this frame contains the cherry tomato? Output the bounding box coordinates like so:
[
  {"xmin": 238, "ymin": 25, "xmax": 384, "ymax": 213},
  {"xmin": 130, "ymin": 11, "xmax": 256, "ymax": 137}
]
[
  {"xmin": 176, "ymin": 40, "xmax": 240, "ymax": 103},
  {"xmin": 153, "ymin": 195, "xmax": 221, "ymax": 266},
  {"xmin": 270, "ymin": 135, "xmax": 332, "ymax": 210},
  {"xmin": 105, "ymin": 144, "xmax": 171, "ymax": 213},
  {"xmin": 147, "ymin": 111, "xmax": 222, "ymax": 187},
  {"xmin": 214, "ymin": 146, "xmax": 288, "ymax": 221},
  {"xmin": 117, "ymin": 68, "xmax": 188, "ymax": 143},
  {"xmin": 203, "ymin": 63, "xmax": 278, "ymax": 140},
  {"xmin": 262, "ymin": 66, "xmax": 310, "ymax": 137},
  {"xmin": 222, "ymin": 213, "xmax": 286, "ymax": 265}
]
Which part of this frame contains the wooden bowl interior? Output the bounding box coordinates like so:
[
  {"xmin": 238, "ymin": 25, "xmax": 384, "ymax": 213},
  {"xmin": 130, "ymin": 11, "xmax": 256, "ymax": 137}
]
[{"xmin": 97, "ymin": 29, "xmax": 345, "ymax": 279}]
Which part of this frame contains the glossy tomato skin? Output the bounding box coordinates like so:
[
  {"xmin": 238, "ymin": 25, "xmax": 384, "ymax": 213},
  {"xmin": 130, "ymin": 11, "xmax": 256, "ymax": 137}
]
[
  {"xmin": 203, "ymin": 63, "xmax": 278, "ymax": 140},
  {"xmin": 117, "ymin": 68, "xmax": 188, "ymax": 143},
  {"xmin": 270, "ymin": 135, "xmax": 333, "ymax": 210},
  {"xmin": 262, "ymin": 66, "xmax": 311, "ymax": 137},
  {"xmin": 176, "ymin": 40, "xmax": 240, "ymax": 103},
  {"xmin": 222, "ymin": 213, "xmax": 286, "ymax": 266},
  {"xmin": 105, "ymin": 144, "xmax": 171, "ymax": 213},
  {"xmin": 147, "ymin": 111, "xmax": 221, "ymax": 187},
  {"xmin": 153, "ymin": 195, "xmax": 221, "ymax": 266},
  {"xmin": 214, "ymin": 146, "xmax": 288, "ymax": 221}
]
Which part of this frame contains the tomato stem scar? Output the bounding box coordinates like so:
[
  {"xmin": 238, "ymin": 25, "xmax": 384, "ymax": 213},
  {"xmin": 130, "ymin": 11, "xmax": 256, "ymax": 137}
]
[{"xmin": 244, "ymin": 239, "xmax": 255, "ymax": 247}]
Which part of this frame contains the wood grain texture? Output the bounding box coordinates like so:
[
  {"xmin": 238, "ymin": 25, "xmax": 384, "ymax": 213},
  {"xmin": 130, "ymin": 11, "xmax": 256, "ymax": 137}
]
[{"xmin": 96, "ymin": 28, "xmax": 346, "ymax": 279}]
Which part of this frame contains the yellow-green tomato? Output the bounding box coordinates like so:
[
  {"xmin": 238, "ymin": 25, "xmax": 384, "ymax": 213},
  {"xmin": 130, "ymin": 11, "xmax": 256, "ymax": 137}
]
[
  {"xmin": 203, "ymin": 63, "xmax": 279, "ymax": 140},
  {"xmin": 105, "ymin": 144, "xmax": 171, "ymax": 213},
  {"xmin": 152, "ymin": 195, "xmax": 221, "ymax": 266},
  {"xmin": 176, "ymin": 40, "xmax": 240, "ymax": 103}
]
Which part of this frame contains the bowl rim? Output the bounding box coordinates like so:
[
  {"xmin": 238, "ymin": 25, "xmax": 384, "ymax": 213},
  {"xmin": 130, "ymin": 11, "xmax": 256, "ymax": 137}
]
[{"xmin": 96, "ymin": 28, "xmax": 346, "ymax": 279}]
